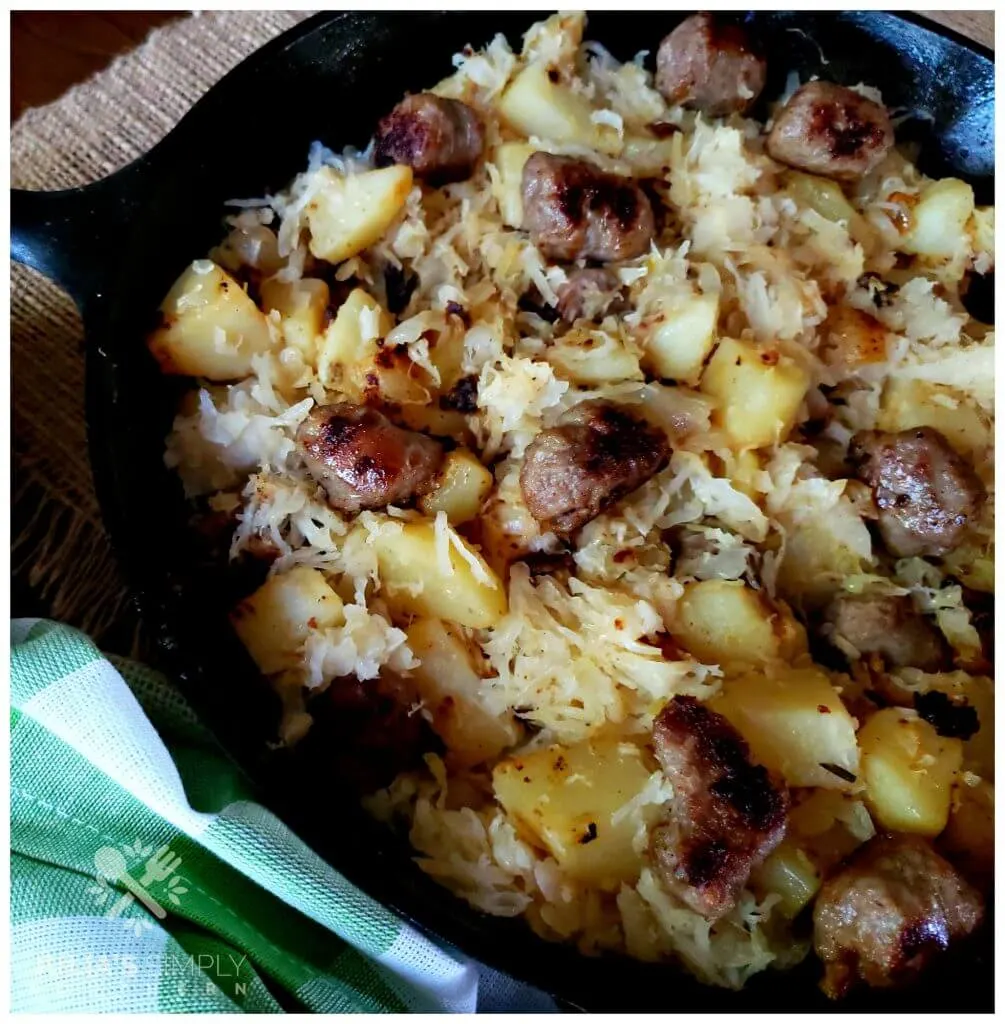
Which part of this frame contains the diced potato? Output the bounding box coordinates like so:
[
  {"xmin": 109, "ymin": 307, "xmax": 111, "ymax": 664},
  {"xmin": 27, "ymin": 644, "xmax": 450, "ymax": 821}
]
[
  {"xmin": 406, "ymin": 619, "xmax": 519, "ymax": 767},
  {"xmin": 784, "ymin": 171, "xmax": 878, "ymax": 250},
  {"xmin": 757, "ymin": 790, "xmax": 875, "ymax": 913},
  {"xmin": 317, "ymin": 287, "xmax": 391, "ymax": 390},
  {"xmin": 260, "ymin": 277, "xmax": 330, "ymax": 358},
  {"xmin": 395, "ymin": 403, "xmax": 472, "ymax": 442},
  {"xmin": 491, "ymin": 142, "xmax": 536, "ymax": 228},
  {"xmin": 672, "ymin": 579, "xmax": 806, "ymax": 668},
  {"xmin": 775, "ymin": 514, "xmax": 872, "ymax": 607},
  {"xmin": 940, "ymin": 778, "xmax": 994, "ymax": 888},
  {"xmin": 899, "ymin": 177, "xmax": 975, "ymax": 260},
  {"xmin": 858, "ymin": 707, "xmax": 962, "ymax": 835},
  {"xmin": 643, "ymin": 293, "xmax": 719, "ymax": 385},
  {"xmin": 878, "ymin": 378, "xmax": 992, "ymax": 460},
  {"xmin": 317, "ymin": 288, "xmax": 430, "ymax": 404},
  {"xmin": 710, "ymin": 667, "xmax": 859, "ymax": 789},
  {"xmin": 701, "ymin": 338, "xmax": 809, "ymax": 450},
  {"xmin": 230, "ymin": 566, "xmax": 344, "ymax": 676},
  {"xmin": 413, "ymin": 623, "xmax": 515, "ymax": 747},
  {"xmin": 788, "ymin": 790, "xmax": 875, "ymax": 869},
  {"xmin": 751, "ymin": 838, "xmax": 822, "ymax": 917},
  {"xmin": 493, "ymin": 736, "xmax": 659, "ymax": 889},
  {"xmin": 545, "ymin": 327, "xmax": 643, "ymax": 386},
  {"xmin": 305, "ymin": 165, "xmax": 413, "ymax": 264},
  {"xmin": 496, "ymin": 62, "xmax": 621, "ymax": 155},
  {"xmin": 148, "ymin": 260, "xmax": 273, "ymax": 380},
  {"xmin": 621, "ymin": 133, "xmax": 677, "ymax": 177},
  {"xmin": 370, "ymin": 517, "xmax": 507, "ymax": 628},
  {"xmin": 418, "ymin": 449, "xmax": 494, "ymax": 524},
  {"xmin": 824, "ymin": 304, "xmax": 889, "ymax": 370},
  {"xmin": 476, "ymin": 501, "xmax": 536, "ymax": 579},
  {"xmin": 717, "ymin": 449, "xmax": 763, "ymax": 501}
]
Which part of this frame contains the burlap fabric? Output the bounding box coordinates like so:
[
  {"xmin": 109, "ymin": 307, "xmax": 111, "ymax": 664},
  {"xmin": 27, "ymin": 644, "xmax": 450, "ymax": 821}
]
[{"xmin": 12, "ymin": 12, "xmax": 313, "ymax": 644}]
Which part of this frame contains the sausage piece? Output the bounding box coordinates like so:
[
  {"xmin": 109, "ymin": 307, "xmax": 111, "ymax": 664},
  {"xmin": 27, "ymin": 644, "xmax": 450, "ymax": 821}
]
[
  {"xmin": 519, "ymin": 401, "xmax": 669, "ymax": 534},
  {"xmin": 813, "ymin": 833, "xmax": 984, "ymax": 999},
  {"xmin": 374, "ymin": 93, "xmax": 484, "ymax": 184},
  {"xmin": 296, "ymin": 403, "xmax": 443, "ymax": 513},
  {"xmin": 649, "ymin": 695, "xmax": 789, "ymax": 921},
  {"xmin": 766, "ymin": 81, "xmax": 894, "ymax": 181},
  {"xmin": 521, "ymin": 152, "xmax": 655, "ymax": 262},
  {"xmin": 823, "ymin": 592, "xmax": 950, "ymax": 672},
  {"xmin": 850, "ymin": 427, "xmax": 985, "ymax": 558},
  {"xmin": 299, "ymin": 674, "xmax": 437, "ymax": 795},
  {"xmin": 655, "ymin": 13, "xmax": 767, "ymax": 117},
  {"xmin": 556, "ymin": 267, "xmax": 621, "ymax": 322}
]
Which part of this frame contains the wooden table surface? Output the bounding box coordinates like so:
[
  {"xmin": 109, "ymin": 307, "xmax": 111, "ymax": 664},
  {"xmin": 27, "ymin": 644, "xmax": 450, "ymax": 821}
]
[{"xmin": 11, "ymin": 11, "xmax": 994, "ymax": 120}]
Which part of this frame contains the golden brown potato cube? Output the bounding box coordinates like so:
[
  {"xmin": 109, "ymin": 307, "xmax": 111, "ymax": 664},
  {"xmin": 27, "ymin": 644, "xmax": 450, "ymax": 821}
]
[
  {"xmin": 418, "ymin": 449, "xmax": 494, "ymax": 524},
  {"xmin": 406, "ymin": 618, "xmax": 519, "ymax": 767},
  {"xmin": 260, "ymin": 277, "xmax": 330, "ymax": 358},
  {"xmin": 751, "ymin": 838, "xmax": 822, "ymax": 917},
  {"xmin": 711, "ymin": 667, "xmax": 859, "ymax": 789},
  {"xmin": 900, "ymin": 177, "xmax": 975, "ymax": 261},
  {"xmin": 701, "ymin": 338, "xmax": 809, "ymax": 449},
  {"xmin": 230, "ymin": 565, "xmax": 344, "ymax": 676},
  {"xmin": 317, "ymin": 288, "xmax": 430, "ymax": 404},
  {"xmin": 878, "ymin": 378, "xmax": 992, "ymax": 460},
  {"xmin": 305, "ymin": 165, "xmax": 413, "ymax": 264},
  {"xmin": 395, "ymin": 403, "xmax": 473, "ymax": 443},
  {"xmin": 493, "ymin": 737, "xmax": 659, "ymax": 890},
  {"xmin": 858, "ymin": 707, "xmax": 962, "ymax": 835},
  {"xmin": 148, "ymin": 260, "xmax": 273, "ymax": 380},
  {"xmin": 490, "ymin": 142, "xmax": 536, "ymax": 229},
  {"xmin": 672, "ymin": 579, "xmax": 805, "ymax": 668},
  {"xmin": 496, "ymin": 62, "xmax": 621, "ymax": 156},
  {"xmin": 370, "ymin": 517, "xmax": 507, "ymax": 629},
  {"xmin": 643, "ymin": 293, "xmax": 719, "ymax": 385}
]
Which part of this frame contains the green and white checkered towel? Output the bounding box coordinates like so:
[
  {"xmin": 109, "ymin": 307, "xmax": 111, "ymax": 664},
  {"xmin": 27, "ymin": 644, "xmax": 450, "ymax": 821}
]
[{"xmin": 10, "ymin": 619, "xmax": 555, "ymax": 1013}]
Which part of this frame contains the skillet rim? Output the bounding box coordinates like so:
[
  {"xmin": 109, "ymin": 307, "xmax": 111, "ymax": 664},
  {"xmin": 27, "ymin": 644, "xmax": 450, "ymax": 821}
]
[{"xmin": 72, "ymin": 10, "xmax": 995, "ymax": 1011}]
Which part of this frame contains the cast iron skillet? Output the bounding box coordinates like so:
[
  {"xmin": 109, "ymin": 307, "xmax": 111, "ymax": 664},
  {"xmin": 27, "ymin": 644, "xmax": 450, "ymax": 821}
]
[{"xmin": 11, "ymin": 12, "xmax": 994, "ymax": 1012}]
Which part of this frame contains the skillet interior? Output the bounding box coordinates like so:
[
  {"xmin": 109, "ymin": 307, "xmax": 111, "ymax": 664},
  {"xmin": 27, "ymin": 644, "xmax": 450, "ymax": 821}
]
[{"xmin": 79, "ymin": 12, "xmax": 993, "ymax": 1011}]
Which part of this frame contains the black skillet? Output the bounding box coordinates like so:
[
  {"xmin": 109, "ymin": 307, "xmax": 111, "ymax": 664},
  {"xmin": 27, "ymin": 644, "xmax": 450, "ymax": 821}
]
[{"xmin": 11, "ymin": 12, "xmax": 994, "ymax": 1012}]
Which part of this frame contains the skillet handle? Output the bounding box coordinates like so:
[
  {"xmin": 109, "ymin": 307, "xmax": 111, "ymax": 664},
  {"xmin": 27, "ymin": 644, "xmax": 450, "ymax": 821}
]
[{"xmin": 11, "ymin": 160, "xmax": 151, "ymax": 314}]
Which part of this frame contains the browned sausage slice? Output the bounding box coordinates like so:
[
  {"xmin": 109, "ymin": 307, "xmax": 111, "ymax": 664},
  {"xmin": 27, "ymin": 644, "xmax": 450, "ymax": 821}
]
[
  {"xmin": 521, "ymin": 152, "xmax": 656, "ymax": 262},
  {"xmin": 850, "ymin": 427, "xmax": 985, "ymax": 558},
  {"xmin": 813, "ymin": 833, "xmax": 984, "ymax": 999},
  {"xmin": 766, "ymin": 81, "xmax": 894, "ymax": 181},
  {"xmin": 519, "ymin": 401, "xmax": 669, "ymax": 534},
  {"xmin": 650, "ymin": 695, "xmax": 789, "ymax": 921},
  {"xmin": 296, "ymin": 403, "xmax": 443, "ymax": 513},
  {"xmin": 823, "ymin": 592, "xmax": 950, "ymax": 672},
  {"xmin": 655, "ymin": 13, "xmax": 767, "ymax": 117},
  {"xmin": 374, "ymin": 93, "xmax": 484, "ymax": 183}
]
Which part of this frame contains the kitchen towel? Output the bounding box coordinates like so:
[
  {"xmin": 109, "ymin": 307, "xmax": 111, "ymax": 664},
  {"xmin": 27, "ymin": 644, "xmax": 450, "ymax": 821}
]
[{"xmin": 10, "ymin": 618, "xmax": 555, "ymax": 1012}]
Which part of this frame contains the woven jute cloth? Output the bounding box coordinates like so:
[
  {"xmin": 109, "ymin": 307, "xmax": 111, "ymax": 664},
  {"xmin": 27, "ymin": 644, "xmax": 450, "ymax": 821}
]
[{"xmin": 12, "ymin": 12, "xmax": 313, "ymax": 645}]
